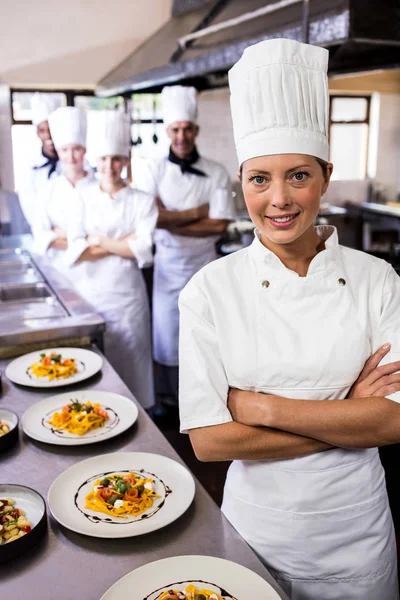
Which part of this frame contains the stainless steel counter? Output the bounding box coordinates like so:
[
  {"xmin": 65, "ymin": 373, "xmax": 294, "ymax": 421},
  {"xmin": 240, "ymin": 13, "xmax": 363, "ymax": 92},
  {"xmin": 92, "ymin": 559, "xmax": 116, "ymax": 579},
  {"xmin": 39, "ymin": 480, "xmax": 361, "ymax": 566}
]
[
  {"xmin": 0, "ymin": 348, "xmax": 288, "ymax": 600},
  {"xmin": 0, "ymin": 236, "xmax": 105, "ymax": 356}
]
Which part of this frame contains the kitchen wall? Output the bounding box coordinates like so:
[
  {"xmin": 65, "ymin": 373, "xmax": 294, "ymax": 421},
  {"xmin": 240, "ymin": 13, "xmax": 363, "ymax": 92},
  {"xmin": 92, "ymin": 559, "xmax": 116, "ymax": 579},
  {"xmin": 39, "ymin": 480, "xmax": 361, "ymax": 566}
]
[
  {"xmin": 373, "ymin": 93, "xmax": 400, "ymax": 201},
  {"xmin": 196, "ymin": 88, "xmax": 238, "ymax": 180}
]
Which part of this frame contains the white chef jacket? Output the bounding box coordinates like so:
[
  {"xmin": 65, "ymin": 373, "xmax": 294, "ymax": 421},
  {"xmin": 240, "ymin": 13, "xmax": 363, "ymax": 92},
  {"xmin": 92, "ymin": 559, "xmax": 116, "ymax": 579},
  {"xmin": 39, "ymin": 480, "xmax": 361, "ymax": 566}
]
[
  {"xmin": 65, "ymin": 183, "xmax": 158, "ymax": 409},
  {"xmin": 136, "ymin": 155, "xmax": 236, "ymax": 366},
  {"xmin": 136, "ymin": 156, "xmax": 236, "ymax": 254},
  {"xmin": 31, "ymin": 171, "xmax": 95, "ymax": 274},
  {"xmin": 18, "ymin": 150, "xmax": 61, "ymax": 227},
  {"xmin": 179, "ymin": 226, "xmax": 399, "ymax": 599}
]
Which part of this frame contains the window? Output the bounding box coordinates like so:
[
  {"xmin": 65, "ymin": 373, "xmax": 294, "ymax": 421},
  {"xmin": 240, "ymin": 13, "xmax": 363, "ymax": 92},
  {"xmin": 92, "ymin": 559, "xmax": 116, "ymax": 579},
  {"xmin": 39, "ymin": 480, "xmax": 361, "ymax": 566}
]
[
  {"xmin": 329, "ymin": 96, "xmax": 371, "ymax": 181},
  {"xmin": 130, "ymin": 94, "xmax": 168, "ymax": 188},
  {"xmin": 10, "ymin": 90, "xmax": 123, "ymax": 189}
]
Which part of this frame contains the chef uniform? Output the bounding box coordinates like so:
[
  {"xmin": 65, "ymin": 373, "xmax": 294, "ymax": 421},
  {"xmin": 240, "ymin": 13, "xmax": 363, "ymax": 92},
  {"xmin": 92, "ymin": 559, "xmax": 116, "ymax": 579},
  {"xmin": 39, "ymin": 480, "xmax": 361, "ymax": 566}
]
[
  {"xmin": 18, "ymin": 93, "xmax": 63, "ymax": 227},
  {"xmin": 65, "ymin": 111, "xmax": 157, "ymax": 409},
  {"xmin": 31, "ymin": 107, "xmax": 94, "ymax": 275},
  {"xmin": 136, "ymin": 85, "xmax": 235, "ymax": 393},
  {"xmin": 179, "ymin": 39, "xmax": 399, "ymax": 600}
]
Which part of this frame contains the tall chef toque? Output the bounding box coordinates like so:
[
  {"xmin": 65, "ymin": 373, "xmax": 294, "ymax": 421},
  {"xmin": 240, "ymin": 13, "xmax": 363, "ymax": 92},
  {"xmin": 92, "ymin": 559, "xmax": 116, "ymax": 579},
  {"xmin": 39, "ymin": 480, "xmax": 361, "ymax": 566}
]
[
  {"xmin": 228, "ymin": 38, "xmax": 329, "ymax": 166},
  {"xmin": 162, "ymin": 85, "xmax": 198, "ymax": 128},
  {"xmin": 31, "ymin": 92, "xmax": 64, "ymax": 127},
  {"xmin": 48, "ymin": 107, "xmax": 87, "ymax": 150},
  {"xmin": 87, "ymin": 110, "xmax": 131, "ymax": 158}
]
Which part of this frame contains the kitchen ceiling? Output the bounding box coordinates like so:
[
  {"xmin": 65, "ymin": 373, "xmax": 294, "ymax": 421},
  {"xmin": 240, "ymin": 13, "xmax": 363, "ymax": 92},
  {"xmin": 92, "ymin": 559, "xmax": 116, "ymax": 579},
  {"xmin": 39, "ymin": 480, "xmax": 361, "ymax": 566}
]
[{"xmin": 0, "ymin": 0, "xmax": 172, "ymax": 89}]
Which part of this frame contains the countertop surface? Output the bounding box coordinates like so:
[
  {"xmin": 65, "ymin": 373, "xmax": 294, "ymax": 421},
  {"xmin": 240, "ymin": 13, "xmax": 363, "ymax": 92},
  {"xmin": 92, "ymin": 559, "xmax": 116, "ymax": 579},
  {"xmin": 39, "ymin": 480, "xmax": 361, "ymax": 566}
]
[{"xmin": 0, "ymin": 347, "xmax": 287, "ymax": 600}]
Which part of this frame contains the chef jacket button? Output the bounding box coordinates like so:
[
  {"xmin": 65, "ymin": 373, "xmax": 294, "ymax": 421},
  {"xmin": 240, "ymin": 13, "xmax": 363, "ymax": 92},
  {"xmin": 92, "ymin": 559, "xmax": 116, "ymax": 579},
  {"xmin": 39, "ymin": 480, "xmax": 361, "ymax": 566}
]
[
  {"xmin": 338, "ymin": 278, "xmax": 346, "ymax": 286},
  {"xmin": 261, "ymin": 280, "xmax": 270, "ymax": 288}
]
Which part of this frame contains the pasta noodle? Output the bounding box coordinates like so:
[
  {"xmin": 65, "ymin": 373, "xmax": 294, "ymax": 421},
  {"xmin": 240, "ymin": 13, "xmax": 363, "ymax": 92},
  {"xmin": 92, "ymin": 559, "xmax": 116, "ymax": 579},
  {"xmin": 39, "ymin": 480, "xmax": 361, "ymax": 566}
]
[
  {"xmin": 48, "ymin": 400, "xmax": 108, "ymax": 436},
  {"xmin": 85, "ymin": 472, "xmax": 160, "ymax": 519},
  {"xmin": 29, "ymin": 352, "xmax": 78, "ymax": 381},
  {"xmin": 156, "ymin": 586, "xmax": 225, "ymax": 600}
]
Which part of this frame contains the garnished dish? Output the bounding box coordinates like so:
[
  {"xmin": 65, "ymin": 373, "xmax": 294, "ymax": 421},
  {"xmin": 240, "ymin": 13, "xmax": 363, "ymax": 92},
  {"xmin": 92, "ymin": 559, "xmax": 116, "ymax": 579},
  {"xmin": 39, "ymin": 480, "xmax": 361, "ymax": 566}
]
[
  {"xmin": 47, "ymin": 399, "xmax": 109, "ymax": 436},
  {"xmin": 0, "ymin": 498, "xmax": 31, "ymax": 545},
  {"xmin": 85, "ymin": 472, "xmax": 160, "ymax": 519},
  {"xmin": 152, "ymin": 583, "xmax": 236, "ymax": 600},
  {"xmin": 28, "ymin": 352, "xmax": 78, "ymax": 381},
  {"xmin": 0, "ymin": 420, "xmax": 10, "ymax": 437},
  {"xmin": 99, "ymin": 555, "xmax": 281, "ymax": 599}
]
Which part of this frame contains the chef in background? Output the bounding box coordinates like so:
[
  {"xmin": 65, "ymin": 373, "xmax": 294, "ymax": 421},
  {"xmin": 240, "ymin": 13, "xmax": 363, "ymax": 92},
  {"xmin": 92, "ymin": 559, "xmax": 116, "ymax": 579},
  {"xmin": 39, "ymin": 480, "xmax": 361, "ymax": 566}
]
[
  {"xmin": 32, "ymin": 106, "xmax": 93, "ymax": 274},
  {"xmin": 136, "ymin": 85, "xmax": 236, "ymax": 409},
  {"xmin": 18, "ymin": 92, "xmax": 63, "ymax": 227},
  {"xmin": 65, "ymin": 110, "xmax": 157, "ymax": 409}
]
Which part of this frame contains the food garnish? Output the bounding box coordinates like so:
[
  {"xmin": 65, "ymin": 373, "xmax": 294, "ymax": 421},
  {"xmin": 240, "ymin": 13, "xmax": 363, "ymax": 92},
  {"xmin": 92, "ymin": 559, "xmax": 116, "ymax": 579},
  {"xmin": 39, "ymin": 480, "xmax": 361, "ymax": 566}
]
[
  {"xmin": 48, "ymin": 400, "xmax": 108, "ymax": 436},
  {"xmin": 29, "ymin": 352, "xmax": 78, "ymax": 381},
  {"xmin": 85, "ymin": 472, "xmax": 160, "ymax": 518}
]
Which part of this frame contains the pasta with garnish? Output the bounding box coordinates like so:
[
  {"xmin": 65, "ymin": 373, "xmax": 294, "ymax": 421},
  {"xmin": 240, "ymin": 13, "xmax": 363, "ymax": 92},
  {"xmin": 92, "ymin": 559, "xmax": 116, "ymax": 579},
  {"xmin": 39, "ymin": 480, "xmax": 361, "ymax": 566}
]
[
  {"xmin": 85, "ymin": 472, "xmax": 160, "ymax": 519},
  {"xmin": 156, "ymin": 586, "xmax": 228, "ymax": 600},
  {"xmin": 29, "ymin": 352, "xmax": 77, "ymax": 381},
  {"xmin": 48, "ymin": 400, "xmax": 108, "ymax": 436}
]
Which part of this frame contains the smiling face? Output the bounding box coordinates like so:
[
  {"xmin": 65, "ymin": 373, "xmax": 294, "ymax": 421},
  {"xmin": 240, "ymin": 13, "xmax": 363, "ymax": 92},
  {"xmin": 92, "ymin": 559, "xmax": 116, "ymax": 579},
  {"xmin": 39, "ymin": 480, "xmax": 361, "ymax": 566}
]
[
  {"xmin": 167, "ymin": 121, "xmax": 199, "ymax": 159},
  {"xmin": 57, "ymin": 144, "xmax": 86, "ymax": 174},
  {"xmin": 241, "ymin": 154, "xmax": 333, "ymax": 248},
  {"xmin": 96, "ymin": 155, "xmax": 128, "ymax": 186}
]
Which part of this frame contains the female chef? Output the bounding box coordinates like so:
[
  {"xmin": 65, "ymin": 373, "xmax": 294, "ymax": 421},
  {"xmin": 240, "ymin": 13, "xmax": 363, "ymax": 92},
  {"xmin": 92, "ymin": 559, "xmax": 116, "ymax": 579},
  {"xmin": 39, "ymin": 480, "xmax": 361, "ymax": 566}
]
[
  {"xmin": 179, "ymin": 39, "xmax": 400, "ymax": 599},
  {"xmin": 65, "ymin": 110, "xmax": 157, "ymax": 409},
  {"xmin": 32, "ymin": 106, "xmax": 94, "ymax": 273}
]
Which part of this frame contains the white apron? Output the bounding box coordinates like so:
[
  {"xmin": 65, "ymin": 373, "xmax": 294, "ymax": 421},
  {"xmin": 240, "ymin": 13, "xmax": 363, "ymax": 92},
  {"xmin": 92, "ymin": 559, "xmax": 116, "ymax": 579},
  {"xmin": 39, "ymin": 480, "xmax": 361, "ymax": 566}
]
[
  {"xmin": 179, "ymin": 226, "xmax": 399, "ymax": 600},
  {"xmin": 137, "ymin": 156, "xmax": 235, "ymax": 366},
  {"xmin": 66, "ymin": 185, "xmax": 157, "ymax": 409}
]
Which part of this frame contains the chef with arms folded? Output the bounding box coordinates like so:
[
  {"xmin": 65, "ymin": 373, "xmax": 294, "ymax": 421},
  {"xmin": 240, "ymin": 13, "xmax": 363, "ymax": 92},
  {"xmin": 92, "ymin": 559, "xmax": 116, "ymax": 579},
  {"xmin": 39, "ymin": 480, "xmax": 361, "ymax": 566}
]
[
  {"xmin": 179, "ymin": 38, "xmax": 400, "ymax": 600},
  {"xmin": 18, "ymin": 92, "xmax": 62, "ymax": 228},
  {"xmin": 65, "ymin": 110, "xmax": 157, "ymax": 410},
  {"xmin": 31, "ymin": 106, "xmax": 94, "ymax": 275},
  {"xmin": 136, "ymin": 85, "xmax": 236, "ymax": 408}
]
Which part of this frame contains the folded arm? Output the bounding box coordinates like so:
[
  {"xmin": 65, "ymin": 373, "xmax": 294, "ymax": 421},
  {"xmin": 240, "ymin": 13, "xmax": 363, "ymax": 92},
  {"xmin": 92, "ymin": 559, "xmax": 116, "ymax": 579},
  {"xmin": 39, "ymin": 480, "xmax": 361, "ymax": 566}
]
[
  {"xmin": 189, "ymin": 421, "xmax": 332, "ymax": 462},
  {"xmin": 172, "ymin": 218, "xmax": 229, "ymax": 237},
  {"xmin": 88, "ymin": 235, "xmax": 135, "ymax": 259},
  {"xmin": 156, "ymin": 199, "xmax": 208, "ymax": 230}
]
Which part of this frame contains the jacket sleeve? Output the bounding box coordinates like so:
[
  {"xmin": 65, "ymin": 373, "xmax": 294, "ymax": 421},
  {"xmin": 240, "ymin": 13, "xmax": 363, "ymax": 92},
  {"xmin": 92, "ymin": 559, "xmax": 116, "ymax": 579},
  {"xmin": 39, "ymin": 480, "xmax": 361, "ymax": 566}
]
[
  {"xmin": 377, "ymin": 265, "xmax": 400, "ymax": 403},
  {"xmin": 178, "ymin": 277, "xmax": 232, "ymax": 433},
  {"xmin": 64, "ymin": 194, "xmax": 88, "ymax": 267},
  {"xmin": 132, "ymin": 159, "xmax": 159, "ymax": 197},
  {"xmin": 31, "ymin": 182, "xmax": 57, "ymax": 255},
  {"xmin": 208, "ymin": 165, "xmax": 236, "ymax": 221},
  {"xmin": 127, "ymin": 192, "xmax": 158, "ymax": 269}
]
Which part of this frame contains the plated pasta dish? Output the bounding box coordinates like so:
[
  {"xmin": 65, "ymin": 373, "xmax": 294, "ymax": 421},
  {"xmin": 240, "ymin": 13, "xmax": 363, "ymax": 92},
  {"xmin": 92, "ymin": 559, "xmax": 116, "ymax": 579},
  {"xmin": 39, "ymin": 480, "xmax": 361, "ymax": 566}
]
[
  {"xmin": 154, "ymin": 584, "xmax": 236, "ymax": 599},
  {"xmin": 0, "ymin": 498, "xmax": 32, "ymax": 545},
  {"xmin": 28, "ymin": 352, "xmax": 78, "ymax": 381},
  {"xmin": 85, "ymin": 472, "xmax": 160, "ymax": 519},
  {"xmin": 47, "ymin": 399, "xmax": 109, "ymax": 436}
]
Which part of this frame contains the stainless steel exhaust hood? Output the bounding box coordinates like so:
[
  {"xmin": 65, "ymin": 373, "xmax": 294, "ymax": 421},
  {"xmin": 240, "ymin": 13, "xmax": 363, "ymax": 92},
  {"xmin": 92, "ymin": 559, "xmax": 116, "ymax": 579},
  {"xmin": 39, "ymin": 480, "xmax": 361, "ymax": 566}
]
[{"xmin": 96, "ymin": 0, "xmax": 400, "ymax": 97}]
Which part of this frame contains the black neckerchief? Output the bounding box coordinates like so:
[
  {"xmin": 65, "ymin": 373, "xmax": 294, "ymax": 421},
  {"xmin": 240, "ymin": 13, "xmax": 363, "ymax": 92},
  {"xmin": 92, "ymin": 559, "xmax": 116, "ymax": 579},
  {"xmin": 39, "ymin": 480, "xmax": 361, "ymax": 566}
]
[
  {"xmin": 33, "ymin": 149, "xmax": 59, "ymax": 179},
  {"xmin": 168, "ymin": 146, "xmax": 207, "ymax": 177}
]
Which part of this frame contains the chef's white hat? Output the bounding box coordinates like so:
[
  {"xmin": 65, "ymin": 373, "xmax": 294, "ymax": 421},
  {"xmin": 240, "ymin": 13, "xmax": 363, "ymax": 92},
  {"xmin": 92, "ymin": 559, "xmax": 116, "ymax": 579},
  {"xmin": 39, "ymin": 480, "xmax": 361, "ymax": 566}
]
[
  {"xmin": 87, "ymin": 110, "xmax": 131, "ymax": 158},
  {"xmin": 229, "ymin": 38, "xmax": 329, "ymax": 165},
  {"xmin": 162, "ymin": 85, "xmax": 198, "ymax": 128},
  {"xmin": 31, "ymin": 92, "xmax": 64, "ymax": 127},
  {"xmin": 48, "ymin": 107, "xmax": 87, "ymax": 150}
]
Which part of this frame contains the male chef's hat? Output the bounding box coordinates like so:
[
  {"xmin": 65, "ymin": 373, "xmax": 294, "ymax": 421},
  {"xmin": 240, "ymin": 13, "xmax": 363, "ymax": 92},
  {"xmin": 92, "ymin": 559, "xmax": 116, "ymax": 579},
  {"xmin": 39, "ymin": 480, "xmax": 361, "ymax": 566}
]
[
  {"xmin": 31, "ymin": 92, "xmax": 64, "ymax": 127},
  {"xmin": 87, "ymin": 110, "xmax": 131, "ymax": 158},
  {"xmin": 229, "ymin": 38, "xmax": 329, "ymax": 166},
  {"xmin": 48, "ymin": 107, "xmax": 87, "ymax": 150},
  {"xmin": 162, "ymin": 85, "xmax": 198, "ymax": 128}
]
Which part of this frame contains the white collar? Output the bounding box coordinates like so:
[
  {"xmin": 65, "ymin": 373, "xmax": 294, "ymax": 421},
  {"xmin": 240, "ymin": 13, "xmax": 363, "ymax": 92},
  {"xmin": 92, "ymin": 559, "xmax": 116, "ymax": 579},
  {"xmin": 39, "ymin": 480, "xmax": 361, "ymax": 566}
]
[{"xmin": 248, "ymin": 225, "xmax": 339, "ymax": 277}]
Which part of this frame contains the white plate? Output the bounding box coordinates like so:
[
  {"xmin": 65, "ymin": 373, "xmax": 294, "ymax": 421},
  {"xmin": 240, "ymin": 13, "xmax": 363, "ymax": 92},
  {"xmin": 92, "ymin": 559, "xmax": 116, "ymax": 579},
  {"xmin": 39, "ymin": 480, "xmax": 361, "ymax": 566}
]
[
  {"xmin": 48, "ymin": 452, "xmax": 195, "ymax": 538},
  {"xmin": 21, "ymin": 391, "xmax": 138, "ymax": 446},
  {"xmin": 6, "ymin": 347, "xmax": 103, "ymax": 388},
  {"xmin": 100, "ymin": 555, "xmax": 281, "ymax": 600}
]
